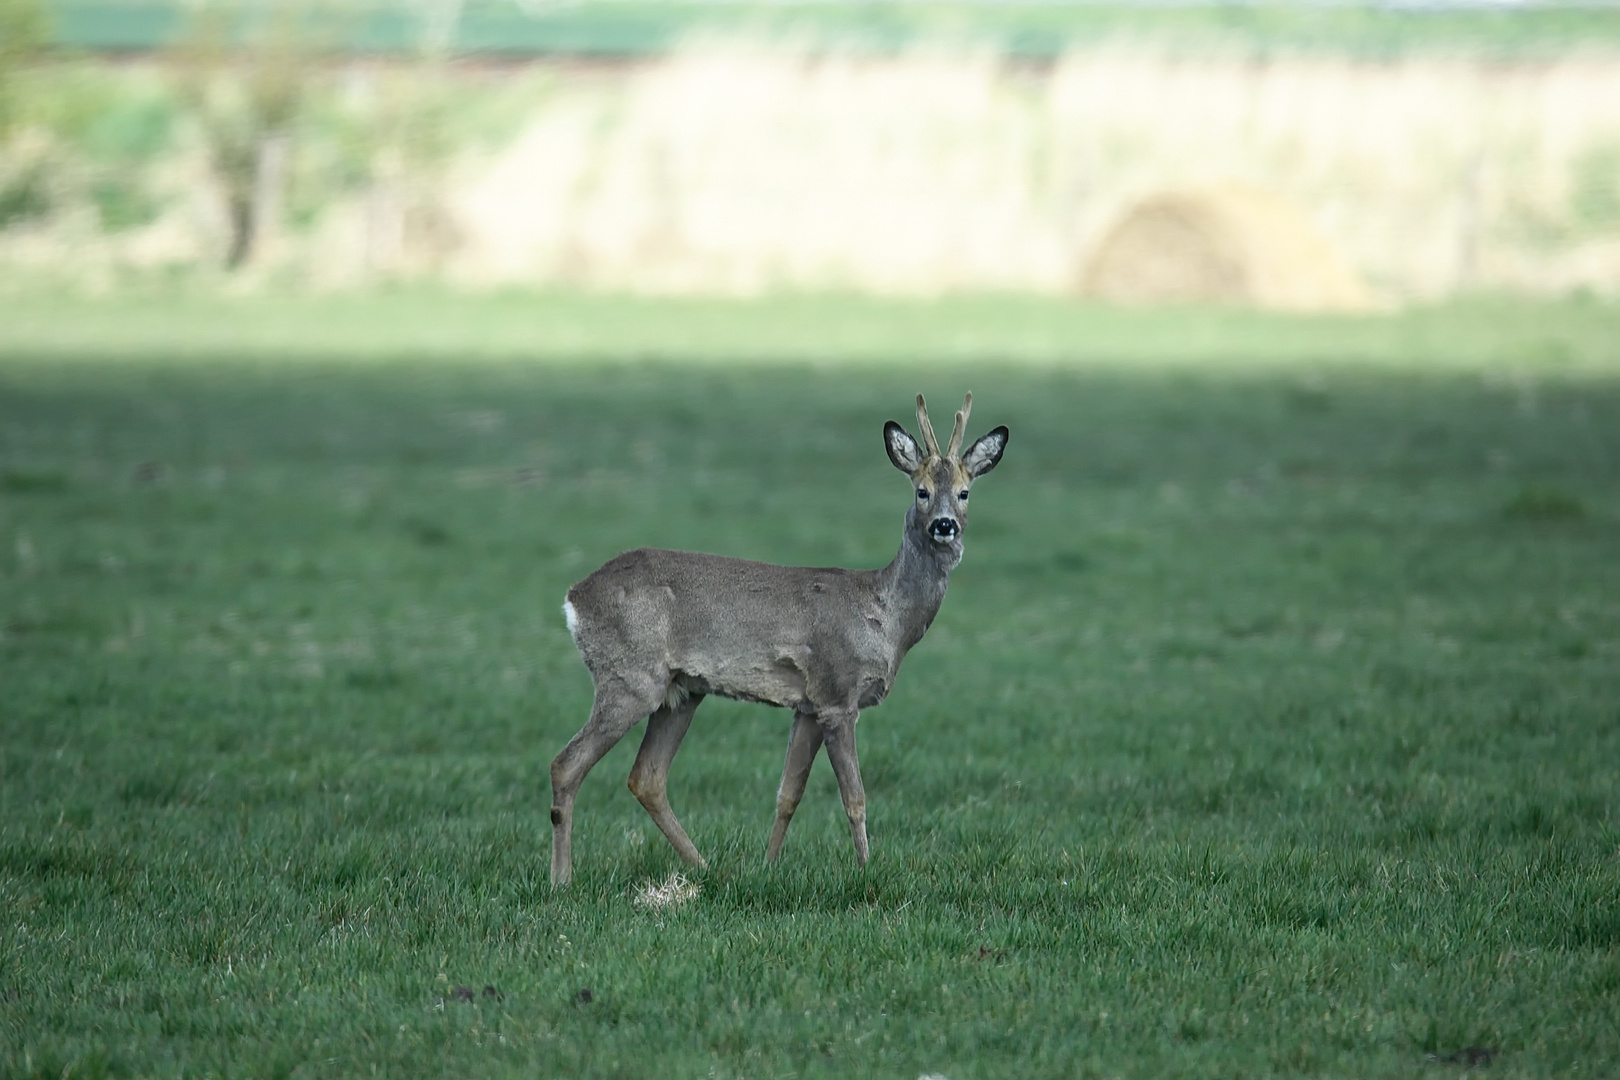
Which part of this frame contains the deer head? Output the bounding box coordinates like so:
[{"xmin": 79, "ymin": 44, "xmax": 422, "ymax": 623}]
[{"xmin": 883, "ymin": 393, "xmax": 1008, "ymax": 558}]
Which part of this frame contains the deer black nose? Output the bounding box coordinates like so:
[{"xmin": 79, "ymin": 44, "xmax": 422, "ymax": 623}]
[{"xmin": 929, "ymin": 517, "xmax": 959, "ymax": 540}]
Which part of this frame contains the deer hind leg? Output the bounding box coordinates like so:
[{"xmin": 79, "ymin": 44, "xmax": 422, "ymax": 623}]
[
  {"xmin": 765, "ymin": 709, "xmax": 824, "ymax": 863},
  {"xmin": 627, "ymin": 690, "xmax": 707, "ymax": 869},
  {"xmin": 819, "ymin": 708, "xmax": 869, "ymax": 866},
  {"xmin": 550, "ymin": 674, "xmax": 663, "ymax": 889}
]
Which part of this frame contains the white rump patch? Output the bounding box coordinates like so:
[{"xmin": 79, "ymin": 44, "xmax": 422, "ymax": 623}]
[
  {"xmin": 634, "ymin": 871, "xmax": 700, "ymax": 911},
  {"xmin": 562, "ymin": 599, "xmax": 580, "ymax": 643}
]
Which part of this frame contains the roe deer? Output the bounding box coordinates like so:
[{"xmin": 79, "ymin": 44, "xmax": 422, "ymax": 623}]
[{"xmin": 550, "ymin": 394, "xmax": 1008, "ymax": 887}]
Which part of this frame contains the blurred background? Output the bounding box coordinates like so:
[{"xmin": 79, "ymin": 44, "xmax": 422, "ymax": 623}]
[
  {"xmin": 3, "ymin": 0, "xmax": 1620, "ymax": 308},
  {"xmin": 8, "ymin": 12, "xmax": 1620, "ymax": 1080}
]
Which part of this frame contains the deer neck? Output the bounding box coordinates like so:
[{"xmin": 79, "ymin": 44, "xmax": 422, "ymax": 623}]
[{"xmin": 877, "ymin": 514, "xmax": 959, "ymax": 655}]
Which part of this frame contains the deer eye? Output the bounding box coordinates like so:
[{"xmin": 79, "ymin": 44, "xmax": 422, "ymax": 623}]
[
  {"xmin": 916, "ymin": 488, "xmax": 929, "ymax": 501},
  {"xmin": 958, "ymin": 490, "xmax": 969, "ymax": 501}
]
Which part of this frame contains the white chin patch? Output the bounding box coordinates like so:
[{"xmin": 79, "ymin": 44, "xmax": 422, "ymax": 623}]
[{"xmin": 562, "ymin": 599, "xmax": 580, "ymax": 642}]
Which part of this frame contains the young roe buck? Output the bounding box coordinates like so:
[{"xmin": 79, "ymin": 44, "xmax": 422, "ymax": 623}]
[{"xmin": 550, "ymin": 393, "xmax": 1008, "ymax": 888}]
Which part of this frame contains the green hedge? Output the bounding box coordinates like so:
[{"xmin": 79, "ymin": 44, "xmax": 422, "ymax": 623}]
[{"xmin": 41, "ymin": 0, "xmax": 1620, "ymax": 59}]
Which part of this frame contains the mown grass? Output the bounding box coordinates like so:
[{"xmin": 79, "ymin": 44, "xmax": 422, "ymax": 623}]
[{"xmin": 1, "ymin": 292, "xmax": 1618, "ymax": 1078}]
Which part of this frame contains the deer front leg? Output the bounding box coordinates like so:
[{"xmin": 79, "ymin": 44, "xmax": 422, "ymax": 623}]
[
  {"xmin": 766, "ymin": 709, "xmax": 824, "ymax": 862},
  {"xmin": 818, "ymin": 708, "xmax": 869, "ymax": 866},
  {"xmin": 627, "ymin": 692, "xmax": 707, "ymax": 869}
]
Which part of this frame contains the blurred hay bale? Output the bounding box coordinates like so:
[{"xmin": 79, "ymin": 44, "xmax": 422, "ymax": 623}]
[{"xmin": 1079, "ymin": 186, "xmax": 1374, "ymax": 311}]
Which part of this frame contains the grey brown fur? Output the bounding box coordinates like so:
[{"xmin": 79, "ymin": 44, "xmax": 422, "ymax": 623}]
[{"xmin": 549, "ymin": 394, "xmax": 1008, "ymax": 887}]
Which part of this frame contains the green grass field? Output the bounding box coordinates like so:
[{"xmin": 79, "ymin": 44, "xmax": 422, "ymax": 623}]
[{"xmin": 2, "ymin": 292, "xmax": 1618, "ymax": 1078}]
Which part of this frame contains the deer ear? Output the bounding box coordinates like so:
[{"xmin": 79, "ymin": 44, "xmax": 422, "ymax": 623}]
[
  {"xmin": 884, "ymin": 421, "xmax": 924, "ymax": 473},
  {"xmin": 961, "ymin": 426, "xmax": 1008, "ymax": 478}
]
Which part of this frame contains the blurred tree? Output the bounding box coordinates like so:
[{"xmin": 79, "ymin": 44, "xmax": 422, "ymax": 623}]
[
  {"xmin": 171, "ymin": 1, "xmax": 321, "ymax": 269},
  {"xmin": 362, "ymin": 0, "xmax": 466, "ymax": 274},
  {"xmin": 359, "ymin": 66, "xmax": 465, "ymax": 273},
  {"xmin": 0, "ymin": 0, "xmax": 49, "ymax": 228},
  {"xmin": 0, "ymin": 0, "xmax": 47, "ymax": 138}
]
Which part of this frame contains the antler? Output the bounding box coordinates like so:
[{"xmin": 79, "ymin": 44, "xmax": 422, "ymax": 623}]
[
  {"xmin": 946, "ymin": 392, "xmax": 972, "ymax": 458},
  {"xmin": 915, "ymin": 394, "xmax": 942, "ymax": 457}
]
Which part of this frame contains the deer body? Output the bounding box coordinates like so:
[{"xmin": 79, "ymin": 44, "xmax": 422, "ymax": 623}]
[
  {"xmin": 566, "ymin": 545, "xmax": 947, "ymax": 713},
  {"xmin": 549, "ymin": 395, "xmax": 1007, "ymax": 888}
]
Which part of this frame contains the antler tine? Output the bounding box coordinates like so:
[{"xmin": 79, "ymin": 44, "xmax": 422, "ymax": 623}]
[
  {"xmin": 915, "ymin": 394, "xmax": 941, "ymax": 457},
  {"xmin": 946, "ymin": 392, "xmax": 972, "ymax": 458}
]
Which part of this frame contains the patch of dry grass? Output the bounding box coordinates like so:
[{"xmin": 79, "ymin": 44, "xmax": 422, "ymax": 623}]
[{"xmin": 634, "ymin": 871, "xmax": 702, "ymax": 911}]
